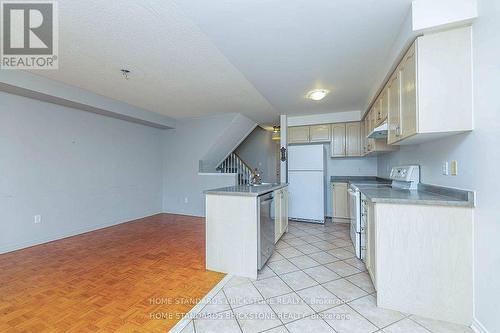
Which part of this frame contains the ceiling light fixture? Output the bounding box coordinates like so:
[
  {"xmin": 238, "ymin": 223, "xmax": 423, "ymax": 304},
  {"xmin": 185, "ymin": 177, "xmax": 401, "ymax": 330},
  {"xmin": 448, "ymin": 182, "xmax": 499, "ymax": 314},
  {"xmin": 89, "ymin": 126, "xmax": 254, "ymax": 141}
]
[
  {"xmin": 306, "ymin": 89, "xmax": 329, "ymax": 101},
  {"xmin": 272, "ymin": 126, "xmax": 280, "ymax": 141},
  {"xmin": 120, "ymin": 69, "xmax": 131, "ymax": 80}
]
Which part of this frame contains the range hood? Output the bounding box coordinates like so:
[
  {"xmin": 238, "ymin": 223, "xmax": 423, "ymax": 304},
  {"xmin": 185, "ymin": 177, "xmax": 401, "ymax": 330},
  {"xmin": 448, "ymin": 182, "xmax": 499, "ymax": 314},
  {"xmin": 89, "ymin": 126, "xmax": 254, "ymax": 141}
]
[{"xmin": 367, "ymin": 121, "xmax": 388, "ymax": 139}]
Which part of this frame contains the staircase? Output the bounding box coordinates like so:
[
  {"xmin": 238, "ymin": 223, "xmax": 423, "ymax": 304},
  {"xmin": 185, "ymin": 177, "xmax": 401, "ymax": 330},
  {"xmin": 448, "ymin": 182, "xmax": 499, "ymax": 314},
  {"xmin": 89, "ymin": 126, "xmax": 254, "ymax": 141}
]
[{"xmin": 217, "ymin": 153, "xmax": 253, "ymax": 185}]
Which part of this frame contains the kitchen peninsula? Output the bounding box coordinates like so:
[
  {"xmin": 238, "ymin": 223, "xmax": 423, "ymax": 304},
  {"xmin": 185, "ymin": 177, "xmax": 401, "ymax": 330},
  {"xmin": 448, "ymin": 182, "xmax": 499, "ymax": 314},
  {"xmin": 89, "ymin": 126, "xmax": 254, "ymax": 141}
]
[{"xmin": 204, "ymin": 183, "xmax": 288, "ymax": 279}]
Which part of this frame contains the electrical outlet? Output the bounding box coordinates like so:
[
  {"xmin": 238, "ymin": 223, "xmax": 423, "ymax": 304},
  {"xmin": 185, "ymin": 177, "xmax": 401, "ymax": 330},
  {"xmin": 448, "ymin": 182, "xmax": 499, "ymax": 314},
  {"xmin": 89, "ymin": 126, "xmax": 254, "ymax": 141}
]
[
  {"xmin": 34, "ymin": 215, "xmax": 42, "ymax": 224},
  {"xmin": 442, "ymin": 162, "xmax": 449, "ymax": 175},
  {"xmin": 184, "ymin": 197, "xmax": 189, "ymax": 204},
  {"xmin": 451, "ymin": 160, "xmax": 458, "ymax": 176}
]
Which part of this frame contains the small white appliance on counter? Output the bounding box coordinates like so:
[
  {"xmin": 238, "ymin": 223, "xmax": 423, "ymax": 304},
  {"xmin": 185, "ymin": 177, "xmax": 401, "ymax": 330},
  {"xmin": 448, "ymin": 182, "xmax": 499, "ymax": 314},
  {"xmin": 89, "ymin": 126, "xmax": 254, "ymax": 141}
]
[
  {"xmin": 348, "ymin": 165, "xmax": 420, "ymax": 259},
  {"xmin": 287, "ymin": 144, "xmax": 325, "ymax": 223}
]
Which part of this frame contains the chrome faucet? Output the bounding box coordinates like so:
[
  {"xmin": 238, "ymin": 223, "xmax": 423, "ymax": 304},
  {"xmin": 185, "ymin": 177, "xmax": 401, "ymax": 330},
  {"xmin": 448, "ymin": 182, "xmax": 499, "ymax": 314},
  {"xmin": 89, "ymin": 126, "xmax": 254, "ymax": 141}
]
[{"xmin": 250, "ymin": 168, "xmax": 263, "ymax": 185}]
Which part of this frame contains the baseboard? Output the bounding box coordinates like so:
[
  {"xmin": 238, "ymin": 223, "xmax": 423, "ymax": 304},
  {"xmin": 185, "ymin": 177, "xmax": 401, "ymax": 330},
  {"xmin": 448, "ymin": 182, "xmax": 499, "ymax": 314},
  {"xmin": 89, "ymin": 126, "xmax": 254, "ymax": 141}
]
[
  {"xmin": 163, "ymin": 210, "xmax": 205, "ymax": 218},
  {"xmin": 168, "ymin": 274, "xmax": 233, "ymax": 333},
  {"xmin": 472, "ymin": 317, "xmax": 490, "ymax": 333},
  {"xmin": 0, "ymin": 211, "xmax": 163, "ymax": 254}
]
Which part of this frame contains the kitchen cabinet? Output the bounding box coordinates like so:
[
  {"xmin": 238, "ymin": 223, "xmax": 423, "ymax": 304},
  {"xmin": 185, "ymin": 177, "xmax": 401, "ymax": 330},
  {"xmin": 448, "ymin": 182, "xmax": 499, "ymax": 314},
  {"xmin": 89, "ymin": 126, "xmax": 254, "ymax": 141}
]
[
  {"xmin": 379, "ymin": 89, "xmax": 388, "ymax": 125},
  {"xmin": 330, "ymin": 123, "xmax": 346, "ymax": 157},
  {"xmin": 331, "ymin": 182, "xmax": 349, "ymax": 219},
  {"xmin": 345, "ymin": 122, "xmax": 361, "ymax": 156},
  {"xmin": 309, "ymin": 124, "xmax": 331, "ymax": 142},
  {"xmin": 206, "ymin": 185, "xmax": 289, "ymax": 280},
  {"xmin": 366, "ymin": 138, "xmax": 399, "ymax": 155},
  {"xmin": 387, "ymin": 71, "xmax": 401, "ymax": 144},
  {"xmin": 288, "ymin": 125, "xmax": 330, "ymax": 143},
  {"xmin": 372, "ymin": 200, "xmax": 473, "ymax": 325},
  {"xmin": 364, "ymin": 198, "xmax": 376, "ymax": 289},
  {"xmin": 386, "ymin": 27, "xmax": 473, "ymax": 145},
  {"xmin": 274, "ymin": 187, "xmax": 289, "ymax": 242},
  {"xmin": 399, "ymin": 43, "xmax": 417, "ymax": 140},
  {"xmin": 288, "ymin": 126, "xmax": 310, "ymax": 143}
]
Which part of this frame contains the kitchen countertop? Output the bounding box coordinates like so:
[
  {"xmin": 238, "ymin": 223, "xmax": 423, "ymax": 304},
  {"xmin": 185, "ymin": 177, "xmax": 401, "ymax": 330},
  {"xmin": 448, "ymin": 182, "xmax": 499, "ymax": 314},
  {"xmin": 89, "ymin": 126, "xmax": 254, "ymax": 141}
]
[
  {"xmin": 357, "ymin": 185, "xmax": 474, "ymax": 207},
  {"xmin": 204, "ymin": 183, "xmax": 288, "ymax": 197},
  {"xmin": 331, "ymin": 176, "xmax": 474, "ymax": 207}
]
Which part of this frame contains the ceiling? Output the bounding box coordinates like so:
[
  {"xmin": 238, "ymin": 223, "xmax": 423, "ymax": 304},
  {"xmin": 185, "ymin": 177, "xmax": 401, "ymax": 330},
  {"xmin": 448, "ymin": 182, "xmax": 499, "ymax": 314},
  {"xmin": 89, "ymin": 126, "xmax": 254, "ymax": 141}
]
[{"xmin": 31, "ymin": 0, "xmax": 413, "ymax": 123}]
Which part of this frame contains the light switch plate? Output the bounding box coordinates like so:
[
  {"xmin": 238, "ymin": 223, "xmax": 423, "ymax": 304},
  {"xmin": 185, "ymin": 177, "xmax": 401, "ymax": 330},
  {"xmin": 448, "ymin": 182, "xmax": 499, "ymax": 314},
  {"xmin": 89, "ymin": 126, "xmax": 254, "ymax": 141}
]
[
  {"xmin": 442, "ymin": 162, "xmax": 449, "ymax": 175},
  {"xmin": 451, "ymin": 160, "xmax": 458, "ymax": 176}
]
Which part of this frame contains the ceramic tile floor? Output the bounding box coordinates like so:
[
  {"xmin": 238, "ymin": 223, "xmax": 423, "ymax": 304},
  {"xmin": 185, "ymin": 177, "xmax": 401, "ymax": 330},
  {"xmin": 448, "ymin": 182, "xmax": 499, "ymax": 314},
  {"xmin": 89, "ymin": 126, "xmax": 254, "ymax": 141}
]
[{"xmin": 179, "ymin": 221, "xmax": 473, "ymax": 333}]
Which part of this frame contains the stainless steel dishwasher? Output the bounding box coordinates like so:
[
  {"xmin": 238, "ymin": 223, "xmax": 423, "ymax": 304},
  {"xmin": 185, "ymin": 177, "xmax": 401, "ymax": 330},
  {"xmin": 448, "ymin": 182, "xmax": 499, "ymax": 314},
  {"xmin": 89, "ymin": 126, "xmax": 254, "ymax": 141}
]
[{"xmin": 257, "ymin": 192, "xmax": 275, "ymax": 270}]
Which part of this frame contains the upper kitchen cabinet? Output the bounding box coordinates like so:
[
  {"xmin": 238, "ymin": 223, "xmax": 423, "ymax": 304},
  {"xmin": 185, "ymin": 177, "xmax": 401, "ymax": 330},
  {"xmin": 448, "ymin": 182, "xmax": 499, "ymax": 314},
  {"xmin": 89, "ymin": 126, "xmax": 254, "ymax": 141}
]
[
  {"xmin": 387, "ymin": 26, "xmax": 473, "ymax": 145},
  {"xmin": 379, "ymin": 89, "xmax": 388, "ymax": 125},
  {"xmin": 345, "ymin": 122, "xmax": 361, "ymax": 156},
  {"xmin": 330, "ymin": 123, "xmax": 346, "ymax": 157},
  {"xmin": 288, "ymin": 125, "xmax": 330, "ymax": 144},
  {"xmin": 309, "ymin": 124, "xmax": 331, "ymax": 142},
  {"xmin": 288, "ymin": 126, "xmax": 310, "ymax": 144}
]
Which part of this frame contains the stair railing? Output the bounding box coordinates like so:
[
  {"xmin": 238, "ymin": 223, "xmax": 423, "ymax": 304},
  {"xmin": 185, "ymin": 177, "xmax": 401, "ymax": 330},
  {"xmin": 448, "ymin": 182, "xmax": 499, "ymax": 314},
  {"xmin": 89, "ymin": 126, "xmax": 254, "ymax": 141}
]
[{"xmin": 217, "ymin": 153, "xmax": 253, "ymax": 185}]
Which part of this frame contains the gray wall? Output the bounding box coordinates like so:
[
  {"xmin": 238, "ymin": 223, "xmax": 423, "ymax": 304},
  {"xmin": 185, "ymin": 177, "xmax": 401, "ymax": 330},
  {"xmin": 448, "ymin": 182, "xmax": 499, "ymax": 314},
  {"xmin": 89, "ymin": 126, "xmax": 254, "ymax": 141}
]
[
  {"xmin": 235, "ymin": 127, "xmax": 279, "ymax": 183},
  {"xmin": 162, "ymin": 113, "xmax": 244, "ymax": 217},
  {"xmin": 0, "ymin": 92, "xmax": 164, "ymax": 254},
  {"xmin": 378, "ymin": 1, "xmax": 500, "ymax": 330},
  {"xmin": 325, "ymin": 144, "xmax": 378, "ymax": 216}
]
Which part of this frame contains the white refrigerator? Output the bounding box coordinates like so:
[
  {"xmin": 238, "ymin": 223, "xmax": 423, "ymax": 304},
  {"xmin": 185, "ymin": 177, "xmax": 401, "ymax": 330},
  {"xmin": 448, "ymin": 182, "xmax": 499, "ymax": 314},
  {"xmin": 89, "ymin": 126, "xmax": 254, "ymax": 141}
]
[{"xmin": 287, "ymin": 144, "xmax": 326, "ymax": 224}]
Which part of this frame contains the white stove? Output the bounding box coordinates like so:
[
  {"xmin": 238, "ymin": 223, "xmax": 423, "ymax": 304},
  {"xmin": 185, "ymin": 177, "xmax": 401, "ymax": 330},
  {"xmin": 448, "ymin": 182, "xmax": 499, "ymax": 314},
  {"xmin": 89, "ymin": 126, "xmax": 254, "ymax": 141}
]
[{"xmin": 348, "ymin": 165, "xmax": 420, "ymax": 260}]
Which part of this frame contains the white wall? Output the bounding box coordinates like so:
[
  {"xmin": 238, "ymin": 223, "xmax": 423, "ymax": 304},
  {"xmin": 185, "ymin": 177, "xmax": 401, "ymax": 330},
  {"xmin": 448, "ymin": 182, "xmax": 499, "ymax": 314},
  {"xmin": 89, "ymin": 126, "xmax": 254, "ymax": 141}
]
[
  {"xmin": 235, "ymin": 127, "xmax": 279, "ymax": 183},
  {"xmin": 377, "ymin": 133, "xmax": 473, "ymax": 189},
  {"xmin": 162, "ymin": 113, "xmax": 245, "ymax": 217},
  {"xmin": 287, "ymin": 111, "xmax": 361, "ymax": 126},
  {"xmin": 324, "ymin": 144, "xmax": 378, "ymax": 216},
  {"xmin": 0, "ymin": 92, "xmax": 164, "ymax": 254},
  {"xmin": 378, "ymin": 1, "xmax": 500, "ymax": 330}
]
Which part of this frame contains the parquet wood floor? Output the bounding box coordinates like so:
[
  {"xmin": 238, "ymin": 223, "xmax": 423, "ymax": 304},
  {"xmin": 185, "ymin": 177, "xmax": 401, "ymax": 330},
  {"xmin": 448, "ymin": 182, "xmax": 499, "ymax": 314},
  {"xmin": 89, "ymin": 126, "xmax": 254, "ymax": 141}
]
[{"xmin": 0, "ymin": 213, "xmax": 225, "ymax": 333}]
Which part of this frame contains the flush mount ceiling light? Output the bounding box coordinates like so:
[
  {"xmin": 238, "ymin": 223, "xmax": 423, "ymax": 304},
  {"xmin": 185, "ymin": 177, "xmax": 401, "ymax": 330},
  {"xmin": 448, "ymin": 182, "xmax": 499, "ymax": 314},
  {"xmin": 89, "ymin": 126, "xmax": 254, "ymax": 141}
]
[{"xmin": 306, "ymin": 89, "xmax": 329, "ymax": 101}]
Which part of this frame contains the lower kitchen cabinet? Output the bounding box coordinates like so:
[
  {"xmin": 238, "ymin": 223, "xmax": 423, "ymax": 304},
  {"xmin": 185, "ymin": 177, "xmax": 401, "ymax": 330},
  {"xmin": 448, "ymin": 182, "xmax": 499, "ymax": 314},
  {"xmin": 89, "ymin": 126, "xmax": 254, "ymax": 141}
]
[
  {"xmin": 331, "ymin": 182, "xmax": 349, "ymax": 219},
  {"xmin": 364, "ymin": 199, "xmax": 376, "ymax": 288},
  {"xmin": 274, "ymin": 187, "xmax": 289, "ymax": 242},
  {"xmin": 367, "ymin": 200, "xmax": 473, "ymax": 325}
]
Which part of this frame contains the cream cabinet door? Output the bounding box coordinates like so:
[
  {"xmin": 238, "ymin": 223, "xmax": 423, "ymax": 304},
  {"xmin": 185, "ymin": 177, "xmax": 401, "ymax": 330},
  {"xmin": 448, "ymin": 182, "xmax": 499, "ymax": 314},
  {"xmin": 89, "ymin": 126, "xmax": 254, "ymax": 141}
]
[
  {"xmin": 379, "ymin": 89, "xmax": 389, "ymax": 123},
  {"xmin": 288, "ymin": 126, "xmax": 310, "ymax": 144},
  {"xmin": 365, "ymin": 200, "xmax": 377, "ymax": 288},
  {"xmin": 345, "ymin": 122, "xmax": 361, "ymax": 156},
  {"xmin": 310, "ymin": 124, "xmax": 331, "ymax": 142},
  {"xmin": 332, "ymin": 182, "xmax": 349, "ymax": 219},
  {"xmin": 282, "ymin": 188, "xmax": 288, "ymax": 232},
  {"xmin": 387, "ymin": 72, "xmax": 401, "ymax": 145},
  {"xmin": 330, "ymin": 123, "xmax": 346, "ymax": 157},
  {"xmin": 370, "ymin": 105, "xmax": 377, "ymax": 133},
  {"xmin": 274, "ymin": 189, "xmax": 282, "ymax": 243},
  {"xmin": 360, "ymin": 121, "xmax": 366, "ymax": 155},
  {"xmin": 400, "ymin": 43, "xmax": 417, "ymax": 140}
]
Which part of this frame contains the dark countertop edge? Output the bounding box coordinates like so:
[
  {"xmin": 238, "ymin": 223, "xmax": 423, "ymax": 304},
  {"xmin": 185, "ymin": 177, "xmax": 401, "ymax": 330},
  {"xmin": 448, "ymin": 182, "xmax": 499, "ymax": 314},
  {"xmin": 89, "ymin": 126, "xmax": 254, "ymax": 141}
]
[
  {"xmin": 330, "ymin": 176, "xmax": 390, "ymax": 182},
  {"xmin": 204, "ymin": 183, "xmax": 288, "ymax": 197}
]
